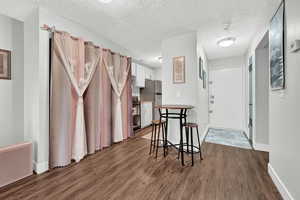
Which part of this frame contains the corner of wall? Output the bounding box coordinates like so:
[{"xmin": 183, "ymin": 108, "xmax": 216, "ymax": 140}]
[
  {"xmin": 33, "ymin": 160, "xmax": 49, "ymax": 174},
  {"xmin": 24, "ymin": 7, "xmax": 40, "ymax": 166},
  {"xmin": 268, "ymin": 163, "xmax": 295, "ymax": 200}
]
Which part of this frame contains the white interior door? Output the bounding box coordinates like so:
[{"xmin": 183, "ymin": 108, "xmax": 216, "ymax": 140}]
[{"xmin": 209, "ymin": 68, "xmax": 244, "ymax": 130}]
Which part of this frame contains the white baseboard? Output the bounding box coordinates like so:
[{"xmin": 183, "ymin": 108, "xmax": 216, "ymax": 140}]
[
  {"xmin": 33, "ymin": 161, "xmax": 49, "ymax": 174},
  {"xmin": 268, "ymin": 163, "xmax": 294, "ymax": 200},
  {"xmin": 253, "ymin": 143, "xmax": 270, "ymax": 152}
]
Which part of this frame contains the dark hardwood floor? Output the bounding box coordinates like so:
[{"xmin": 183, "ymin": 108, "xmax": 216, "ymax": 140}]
[{"xmin": 0, "ymin": 129, "xmax": 282, "ymax": 200}]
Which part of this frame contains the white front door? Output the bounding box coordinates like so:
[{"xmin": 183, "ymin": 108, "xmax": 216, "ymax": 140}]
[{"xmin": 209, "ymin": 68, "xmax": 244, "ymax": 130}]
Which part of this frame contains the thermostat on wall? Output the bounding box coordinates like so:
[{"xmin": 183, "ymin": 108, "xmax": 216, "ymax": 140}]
[{"xmin": 290, "ymin": 40, "xmax": 300, "ymax": 53}]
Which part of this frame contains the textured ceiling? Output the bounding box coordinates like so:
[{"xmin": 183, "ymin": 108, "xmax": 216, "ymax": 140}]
[{"xmin": 0, "ymin": 0, "xmax": 281, "ymax": 67}]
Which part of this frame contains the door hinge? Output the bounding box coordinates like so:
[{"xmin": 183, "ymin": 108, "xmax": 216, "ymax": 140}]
[
  {"xmin": 248, "ymin": 118, "xmax": 253, "ymax": 128},
  {"xmin": 249, "ymin": 64, "xmax": 253, "ymax": 72}
]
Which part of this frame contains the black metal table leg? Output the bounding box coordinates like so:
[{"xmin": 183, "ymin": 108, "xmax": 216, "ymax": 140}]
[
  {"xmin": 158, "ymin": 108, "xmax": 165, "ymax": 157},
  {"xmin": 185, "ymin": 127, "xmax": 189, "ymax": 153},
  {"xmin": 155, "ymin": 122, "xmax": 161, "ymax": 158},
  {"xmin": 149, "ymin": 123, "xmax": 154, "ymax": 155},
  {"xmin": 153, "ymin": 124, "xmax": 157, "ymax": 154},
  {"xmin": 196, "ymin": 126, "xmax": 203, "ymax": 160},
  {"xmin": 165, "ymin": 109, "xmax": 169, "ymax": 156},
  {"xmin": 184, "ymin": 109, "xmax": 188, "ymax": 153},
  {"xmin": 162, "ymin": 122, "xmax": 165, "ymax": 156},
  {"xmin": 179, "ymin": 109, "xmax": 184, "ymax": 166},
  {"xmin": 190, "ymin": 127, "xmax": 194, "ymax": 166}
]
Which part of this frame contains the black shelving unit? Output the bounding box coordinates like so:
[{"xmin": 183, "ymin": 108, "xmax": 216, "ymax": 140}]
[{"xmin": 132, "ymin": 97, "xmax": 141, "ymax": 132}]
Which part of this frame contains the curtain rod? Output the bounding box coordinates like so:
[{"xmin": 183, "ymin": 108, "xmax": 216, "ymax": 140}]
[{"xmin": 40, "ymin": 24, "xmax": 131, "ymax": 58}]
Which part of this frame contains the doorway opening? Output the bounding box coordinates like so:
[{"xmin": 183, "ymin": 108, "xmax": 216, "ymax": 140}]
[
  {"xmin": 251, "ymin": 31, "xmax": 270, "ymax": 149},
  {"xmin": 206, "ymin": 59, "xmax": 251, "ymax": 150}
]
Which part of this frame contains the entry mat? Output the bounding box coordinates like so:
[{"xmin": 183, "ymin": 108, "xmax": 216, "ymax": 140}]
[{"xmin": 205, "ymin": 128, "xmax": 252, "ymax": 150}]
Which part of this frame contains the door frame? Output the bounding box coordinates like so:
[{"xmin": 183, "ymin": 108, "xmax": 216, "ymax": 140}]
[
  {"xmin": 248, "ymin": 56, "xmax": 255, "ymax": 145},
  {"xmin": 248, "ymin": 30, "xmax": 270, "ymax": 149}
]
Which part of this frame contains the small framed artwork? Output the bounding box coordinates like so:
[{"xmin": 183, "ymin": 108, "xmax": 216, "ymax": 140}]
[
  {"xmin": 203, "ymin": 70, "xmax": 207, "ymax": 89},
  {"xmin": 173, "ymin": 56, "xmax": 185, "ymax": 84},
  {"xmin": 0, "ymin": 49, "xmax": 11, "ymax": 80},
  {"xmin": 199, "ymin": 57, "xmax": 203, "ymax": 80},
  {"xmin": 270, "ymin": 1, "xmax": 285, "ymax": 90}
]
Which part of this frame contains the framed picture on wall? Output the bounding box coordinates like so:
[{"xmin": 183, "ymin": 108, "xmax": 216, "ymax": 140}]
[
  {"xmin": 0, "ymin": 49, "xmax": 11, "ymax": 80},
  {"xmin": 270, "ymin": 1, "xmax": 285, "ymax": 90},
  {"xmin": 173, "ymin": 56, "xmax": 185, "ymax": 84},
  {"xmin": 199, "ymin": 57, "xmax": 203, "ymax": 80},
  {"xmin": 203, "ymin": 70, "xmax": 207, "ymax": 89}
]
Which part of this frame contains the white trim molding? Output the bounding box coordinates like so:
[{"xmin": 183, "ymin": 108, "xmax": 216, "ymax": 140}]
[
  {"xmin": 253, "ymin": 142, "xmax": 270, "ymax": 152},
  {"xmin": 200, "ymin": 125, "xmax": 210, "ymax": 145},
  {"xmin": 33, "ymin": 161, "xmax": 49, "ymax": 174},
  {"xmin": 268, "ymin": 163, "xmax": 295, "ymax": 200}
]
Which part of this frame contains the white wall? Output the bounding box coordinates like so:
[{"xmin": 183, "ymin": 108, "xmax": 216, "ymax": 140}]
[
  {"xmin": 196, "ymin": 32, "xmax": 209, "ymax": 140},
  {"xmin": 255, "ymin": 39, "xmax": 269, "ymax": 145},
  {"xmin": 208, "ymin": 56, "xmax": 247, "ymax": 134},
  {"xmin": 24, "ymin": 8, "xmax": 40, "ymax": 165},
  {"xmin": 0, "ymin": 14, "xmax": 24, "ymax": 148},
  {"xmin": 153, "ymin": 68, "xmax": 162, "ymax": 81},
  {"xmin": 208, "ymin": 56, "xmax": 246, "ymax": 70},
  {"xmin": 161, "ymin": 32, "xmax": 209, "ymax": 144},
  {"xmin": 247, "ymin": 0, "xmax": 300, "ymax": 198}
]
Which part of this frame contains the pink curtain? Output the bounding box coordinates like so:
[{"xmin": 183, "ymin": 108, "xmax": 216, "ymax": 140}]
[
  {"xmin": 84, "ymin": 42, "xmax": 101, "ymax": 154},
  {"xmin": 121, "ymin": 60, "xmax": 133, "ymax": 138},
  {"xmin": 50, "ymin": 33, "xmax": 100, "ymax": 167},
  {"xmin": 50, "ymin": 32, "xmax": 85, "ymax": 167},
  {"xmin": 50, "ymin": 31, "xmax": 132, "ymax": 169},
  {"xmin": 103, "ymin": 51, "xmax": 132, "ymax": 142},
  {"xmin": 99, "ymin": 54, "xmax": 113, "ymax": 148},
  {"xmin": 84, "ymin": 46, "xmax": 112, "ymax": 154}
]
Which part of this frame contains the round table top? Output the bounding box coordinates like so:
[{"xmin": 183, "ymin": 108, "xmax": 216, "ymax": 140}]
[{"xmin": 155, "ymin": 104, "xmax": 194, "ymax": 109}]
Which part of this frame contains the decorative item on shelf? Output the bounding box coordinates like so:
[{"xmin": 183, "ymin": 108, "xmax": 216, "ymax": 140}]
[
  {"xmin": 199, "ymin": 57, "xmax": 203, "ymax": 80},
  {"xmin": 173, "ymin": 56, "xmax": 185, "ymax": 84},
  {"xmin": 270, "ymin": 1, "xmax": 285, "ymax": 90},
  {"xmin": 0, "ymin": 49, "xmax": 11, "ymax": 80}
]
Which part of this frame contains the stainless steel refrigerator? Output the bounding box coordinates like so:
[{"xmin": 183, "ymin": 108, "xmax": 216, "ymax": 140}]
[{"xmin": 140, "ymin": 79, "xmax": 162, "ymax": 121}]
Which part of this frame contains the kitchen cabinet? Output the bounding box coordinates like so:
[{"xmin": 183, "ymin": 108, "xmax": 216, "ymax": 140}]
[
  {"xmin": 132, "ymin": 62, "xmax": 155, "ymax": 88},
  {"xmin": 131, "ymin": 62, "xmax": 137, "ymax": 77},
  {"xmin": 135, "ymin": 64, "xmax": 146, "ymax": 88},
  {"xmin": 144, "ymin": 67, "xmax": 153, "ymax": 80}
]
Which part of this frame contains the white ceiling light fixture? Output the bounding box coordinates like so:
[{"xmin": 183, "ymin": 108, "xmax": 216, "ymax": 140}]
[
  {"xmin": 98, "ymin": 0, "xmax": 113, "ymax": 4},
  {"xmin": 217, "ymin": 21, "xmax": 236, "ymax": 48},
  {"xmin": 217, "ymin": 37, "xmax": 236, "ymax": 47}
]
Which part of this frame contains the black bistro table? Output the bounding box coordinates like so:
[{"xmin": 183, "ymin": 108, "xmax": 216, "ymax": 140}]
[{"xmin": 155, "ymin": 104, "xmax": 194, "ymax": 166}]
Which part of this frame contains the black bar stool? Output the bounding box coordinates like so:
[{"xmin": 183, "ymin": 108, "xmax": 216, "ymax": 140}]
[
  {"xmin": 182, "ymin": 123, "xmax": 203, "ymax": 166},
  {"xmin": 149, "ymin": 120, "xmax": 166, "ymax": 158}
]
